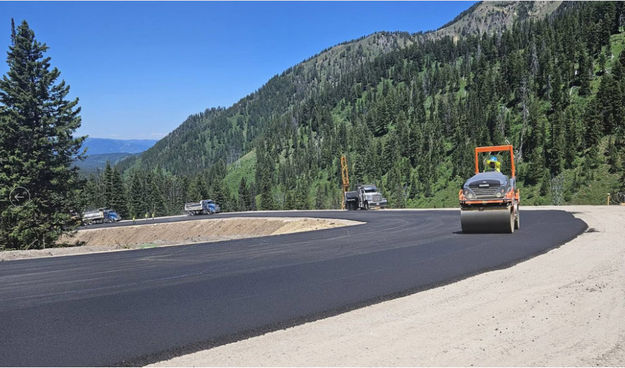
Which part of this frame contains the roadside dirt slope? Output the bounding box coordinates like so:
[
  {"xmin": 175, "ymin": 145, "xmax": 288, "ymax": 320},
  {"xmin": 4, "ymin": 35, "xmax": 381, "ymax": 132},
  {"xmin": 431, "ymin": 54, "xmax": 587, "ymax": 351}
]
[{"xmin": 0, "ymin": 217, "xmax": 360, "ymax": 261}]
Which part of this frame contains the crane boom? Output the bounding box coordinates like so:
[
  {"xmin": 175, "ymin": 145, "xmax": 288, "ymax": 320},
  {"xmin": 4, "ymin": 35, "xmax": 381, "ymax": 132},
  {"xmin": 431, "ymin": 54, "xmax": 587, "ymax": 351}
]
[{"xmin": 340, "ymin": 155, "xmax": 349, "ymax": 209}]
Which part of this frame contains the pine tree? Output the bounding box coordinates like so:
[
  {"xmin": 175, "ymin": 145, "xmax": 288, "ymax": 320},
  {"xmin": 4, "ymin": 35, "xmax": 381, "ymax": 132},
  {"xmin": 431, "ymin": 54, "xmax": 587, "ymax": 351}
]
[
  {"xmin": 550, "ymin": 71, "xmax": 564, "ymax": 112},
  {"xmin": 0, "ymin": 20, "xmax": 85, "ymax": 249},
  {"xmin": 237, "ymin": 177, "xmax": 249, "ymax": 211},
  {"xmin": 606, "ymin": 137, "xmax": 622, "ymax": 173},
  {"xmin": 146, "ymin": 172, "xmax": 166, "ymax": 217},
  {"xmin": 110, "ymin": 168, "xmax": 128, "ymax": 217},
  {"xmin": 578, "ymin": 50, "xmax": 592, "ymax": 96},
  {"xmin": 548, "ymin": 113, "xmax": 565, "ymax": 176},
  {"xmin": 294, "ymin": 180, "xmax": 310, "ymax": 210},
  {"xmin": 284, "ymin": 190, "xmax": 296, "ymax": 210},
  {"xmin": 103, "ymin": 162, "xmax": 114, "ymax": 207},
  {"xmin": 598, "ymin": 51, "xmax": 607, "ymax": 75},
  {"xmin": 187, "ymin": 175, "xmax": 206, "ymax": 202},
  {"xmin": 315, "ymin": 184, "xmax": 325, "ymax": 209},
  {"xmin": 213, "ymin": 180, "xmax": 229, "ymax": 212},
  {"xmin": 128, "ymin": 172, "xmax": 146, "ymax": 218}
]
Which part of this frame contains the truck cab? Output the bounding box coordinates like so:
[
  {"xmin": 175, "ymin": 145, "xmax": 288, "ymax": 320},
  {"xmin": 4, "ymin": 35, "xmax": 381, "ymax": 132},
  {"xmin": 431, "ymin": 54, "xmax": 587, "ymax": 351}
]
[{"xmin": 357, "ymin": 185, "xmax": 387, "ymax": 210}]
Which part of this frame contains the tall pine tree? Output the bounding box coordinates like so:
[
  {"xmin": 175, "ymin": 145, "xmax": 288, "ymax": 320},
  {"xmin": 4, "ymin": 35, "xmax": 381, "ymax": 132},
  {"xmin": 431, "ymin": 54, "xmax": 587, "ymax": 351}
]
[{"xmin": 0, "ymin": 20, "xmax": 85, "ymax": 249}]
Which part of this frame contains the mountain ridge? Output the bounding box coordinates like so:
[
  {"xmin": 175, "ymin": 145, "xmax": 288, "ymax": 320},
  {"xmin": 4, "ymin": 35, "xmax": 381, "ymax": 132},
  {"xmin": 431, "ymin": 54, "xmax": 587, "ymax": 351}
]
[
  {"xmin": 82, "ymin": 137, "xmax": 157, "ymax": 155},
  {"xmin": 121, "ymin": 1, "xmax": 562, "ymax": 175}
]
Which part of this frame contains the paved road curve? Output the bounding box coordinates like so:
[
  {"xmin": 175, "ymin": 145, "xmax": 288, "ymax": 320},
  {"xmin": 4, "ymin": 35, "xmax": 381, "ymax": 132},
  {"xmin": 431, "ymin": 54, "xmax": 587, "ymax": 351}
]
[{"xmin": 0, "ymin": 210, "xmax": 586, "ymax": 366}]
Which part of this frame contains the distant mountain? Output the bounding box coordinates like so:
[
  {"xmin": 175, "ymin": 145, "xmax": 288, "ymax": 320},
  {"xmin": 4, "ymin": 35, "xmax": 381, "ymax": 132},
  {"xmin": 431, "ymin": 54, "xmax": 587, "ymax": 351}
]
[
  {"xmin": 81, "ymin": 138, "xmax": 158, "ymax": 155},
  {"xmin": 75, "ymin": 153, "xmax": 136, "ymax": 175},
  {"xmin": 75, "ymin": 138, "xmax": 157, "ymax": 174}
]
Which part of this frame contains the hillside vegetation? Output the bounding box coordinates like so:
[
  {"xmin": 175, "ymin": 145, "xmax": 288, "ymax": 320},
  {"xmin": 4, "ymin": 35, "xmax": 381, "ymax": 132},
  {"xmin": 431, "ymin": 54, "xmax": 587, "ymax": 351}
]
[{"xmin": 86, "ymin": 2, "xmax": 625, "ymax": 217}]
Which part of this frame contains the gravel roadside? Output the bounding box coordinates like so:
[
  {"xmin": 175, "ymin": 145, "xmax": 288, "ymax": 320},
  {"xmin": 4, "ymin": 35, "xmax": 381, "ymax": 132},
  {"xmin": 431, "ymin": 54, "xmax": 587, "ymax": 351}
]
[{"xmin": 151, "ymin": 205, "xmax": 625, "ymax": 366}]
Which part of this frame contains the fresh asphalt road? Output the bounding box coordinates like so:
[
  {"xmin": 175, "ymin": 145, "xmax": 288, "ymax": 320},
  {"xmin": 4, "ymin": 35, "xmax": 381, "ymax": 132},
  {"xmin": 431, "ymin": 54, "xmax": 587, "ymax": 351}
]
[{"xmin": 0, "ymin": 210, "xmax": 586, "ymax": 366}]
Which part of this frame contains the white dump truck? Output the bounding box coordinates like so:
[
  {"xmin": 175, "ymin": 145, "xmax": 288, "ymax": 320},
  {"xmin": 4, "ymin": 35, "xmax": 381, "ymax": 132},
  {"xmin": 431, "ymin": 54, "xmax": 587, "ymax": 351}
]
[
  {"xmin": 184, "ymin": 199, "xmax": 220, "ymax": 215},
  {"xmin": 344, "ymin": 184, "xmax": 387, "ymax": 210}
]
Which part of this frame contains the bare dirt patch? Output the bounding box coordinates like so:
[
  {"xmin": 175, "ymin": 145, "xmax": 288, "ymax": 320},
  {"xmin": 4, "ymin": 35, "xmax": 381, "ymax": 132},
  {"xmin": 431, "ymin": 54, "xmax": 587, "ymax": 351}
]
[{"xmin": 0, "ymin": 217, "xmax": 361, "ymax": 262}]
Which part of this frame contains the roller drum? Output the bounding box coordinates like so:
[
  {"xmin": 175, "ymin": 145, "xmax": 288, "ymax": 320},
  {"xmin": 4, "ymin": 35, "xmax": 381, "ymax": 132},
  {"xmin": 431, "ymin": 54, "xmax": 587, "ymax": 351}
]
[{"xmin": 460, "ymin": 206, "xmax": 514, "ymax": 233}]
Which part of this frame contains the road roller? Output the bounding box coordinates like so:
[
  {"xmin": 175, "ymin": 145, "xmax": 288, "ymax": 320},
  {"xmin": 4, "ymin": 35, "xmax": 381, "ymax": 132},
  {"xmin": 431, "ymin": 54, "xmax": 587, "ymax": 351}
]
[{"xmin": 459, "ymin": 145, "xmax": 520, "ymax": 233}]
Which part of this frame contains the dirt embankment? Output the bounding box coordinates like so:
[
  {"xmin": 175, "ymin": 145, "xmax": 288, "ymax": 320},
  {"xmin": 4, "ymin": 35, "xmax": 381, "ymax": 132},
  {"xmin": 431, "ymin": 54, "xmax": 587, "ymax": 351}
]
[
  {"xmin": 151, "ymin": 206, "xmax": 625, "ymax": 366},
  {"xmin": 0, "ymin": 217, "xmax": 361, "ymax": 262}
]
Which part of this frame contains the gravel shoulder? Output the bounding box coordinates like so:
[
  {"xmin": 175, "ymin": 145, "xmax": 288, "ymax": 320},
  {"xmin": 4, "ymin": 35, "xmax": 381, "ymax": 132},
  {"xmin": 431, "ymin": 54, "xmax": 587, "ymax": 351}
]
[
  {"xmin": 152, "ymin": 205, "xmax": 625, "ymax": 366},
  {"xmin": 0, "ymin": 217, "xmax": 360, "ymax": 261}
]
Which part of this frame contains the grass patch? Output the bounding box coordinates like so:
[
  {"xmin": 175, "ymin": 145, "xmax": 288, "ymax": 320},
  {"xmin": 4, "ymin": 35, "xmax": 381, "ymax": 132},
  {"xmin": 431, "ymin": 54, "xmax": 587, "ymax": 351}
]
[{"xmin": 224, "ymin": 149, "xmax": 256, "ymax": 198}]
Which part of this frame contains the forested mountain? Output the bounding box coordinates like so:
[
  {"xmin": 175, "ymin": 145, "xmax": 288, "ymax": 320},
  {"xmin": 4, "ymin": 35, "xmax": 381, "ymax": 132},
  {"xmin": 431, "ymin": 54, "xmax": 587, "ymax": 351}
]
[
  {"xmin": 117, "ymin": 31, "xmax": 419, "ymax": 175},
  {"xmin": 88, "ymin": 1, "xmax": 625, "ymax": 217},
  {"xmin": 120, "ymin": 2, "xmax": 558, "ymax": 176}
]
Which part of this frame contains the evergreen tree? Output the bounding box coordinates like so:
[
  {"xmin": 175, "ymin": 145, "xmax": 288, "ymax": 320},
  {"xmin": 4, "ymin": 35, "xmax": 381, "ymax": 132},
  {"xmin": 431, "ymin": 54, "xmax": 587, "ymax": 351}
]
[
  {"xmin": 597, "ymin": 74, "xmax": 624, "ymax": 134},
  {"xmin": 606, "ymin": 137, "xmax": 622, "ymax": 173},
  {"xmin": 598, "ymin": 51, "xmax": 607, "ymax": 75},
  {"xmin": 128, "ymin": 172, "xmax": 146, "ymax": 218},
  {"xmin": 0, "ymin": 20, "xmax": 85, "ymax": 249},
  {"xmin": 294, "ymin": 180, "xmax": 310, "ymax": 209},
  {"xmin": 187, "ymin": 175, "xmax": 206, "ymax": 202},
  {"xmin": 284, "ymin": 190, "xmax": 296, "ymax": 210},
  {"xmin": 143, "ymin": 172, "xmax": 164, "ymax": 217},
  {"xmin": 213, "ymin": 180, "xmax": 229, "ymax": 212},
  {"xmin": 315, "ymin": 184, "xmax": 325, "ymax": 209},
  {"xmin": 110, "ymin": 168, "xmax": 128, "ymax": 217},
  {"xmin": 102, "ymin": 162, "xmax": 114, "ymax": 207},
  {"xmin": 237, "ymin": 177, "xmax": 249, "ymax": 211},
  {"xmin": 578, "ymin": 50, "xmax": 592, "ymax": 96}
]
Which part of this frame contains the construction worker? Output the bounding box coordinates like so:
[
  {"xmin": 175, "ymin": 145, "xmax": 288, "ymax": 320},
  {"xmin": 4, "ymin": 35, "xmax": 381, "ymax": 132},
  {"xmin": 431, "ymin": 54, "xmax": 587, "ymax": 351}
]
[{"xmin": 485, "ymin": 155, "xmax": 501, "ymax": 172}]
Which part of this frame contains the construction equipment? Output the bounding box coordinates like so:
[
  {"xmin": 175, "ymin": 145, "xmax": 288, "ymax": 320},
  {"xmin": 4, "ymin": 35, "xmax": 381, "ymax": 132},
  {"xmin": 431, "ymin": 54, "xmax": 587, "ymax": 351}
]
[
  {"xmin": 458, "ymin": 145, "xmax": 520, "ymax": 233},
  {"xmin": 341, "ymin": 155, "xmax": 349, "ymax": 210},
  {"xmin": 184, "ymin": 199, "xmax": 220, "ymax": 215},
  {"xmin": 82, "ymin": 208, "xmax": 122, "ymax": 225},
  {"xmin": 340, "ymin": 155, "xmax": 387, "ymax": 210}
]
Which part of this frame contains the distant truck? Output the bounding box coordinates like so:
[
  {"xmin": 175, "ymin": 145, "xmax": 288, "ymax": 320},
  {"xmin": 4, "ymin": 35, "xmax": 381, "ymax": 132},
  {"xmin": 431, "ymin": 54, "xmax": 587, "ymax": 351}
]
[
  {"xmin": 344, "ymin": 184, "xmax": 387, "ymax": 210},
  {"xmin": 82, "ymin": 208, "xmax": 121, "ymax": 225},
  {"xmin": 184, "ymin": 199, "xmax": 220, "ymax": 215}
]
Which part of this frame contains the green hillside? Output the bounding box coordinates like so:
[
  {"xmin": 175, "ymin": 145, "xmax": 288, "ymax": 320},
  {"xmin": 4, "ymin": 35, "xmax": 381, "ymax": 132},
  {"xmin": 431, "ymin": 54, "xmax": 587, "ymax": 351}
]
[{"xmin": 85, "ymin": 1, "xmax": 625, "ymax": 216}]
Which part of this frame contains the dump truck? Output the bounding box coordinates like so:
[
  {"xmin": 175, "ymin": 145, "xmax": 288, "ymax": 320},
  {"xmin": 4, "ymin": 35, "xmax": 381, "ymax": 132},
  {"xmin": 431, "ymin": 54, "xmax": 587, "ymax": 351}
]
[
  {"xmin": 344, "ymin": 184, "xmax": 387, "ymax": 210},
  {"xmin": 184, "ymin": 199, "xmax": 220, "ymax": 215},
  {"xmin": 82, "ymin": 208, "xmax": 122, "ymax": 225},
  {"xmin": 459, "ymin": 145, "xmax": 520, "ymax": 233}
]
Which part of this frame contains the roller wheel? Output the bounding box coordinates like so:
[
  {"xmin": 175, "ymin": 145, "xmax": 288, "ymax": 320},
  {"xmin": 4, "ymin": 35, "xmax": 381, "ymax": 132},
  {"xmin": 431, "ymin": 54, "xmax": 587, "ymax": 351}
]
[{"xmin": 507, "ymin": 209, "xmax": 515, "ymax": 233}]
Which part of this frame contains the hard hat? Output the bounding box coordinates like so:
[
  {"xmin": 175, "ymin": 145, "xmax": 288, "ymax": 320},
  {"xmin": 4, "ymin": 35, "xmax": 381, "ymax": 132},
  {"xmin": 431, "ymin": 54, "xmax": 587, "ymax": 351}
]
[{"xmin": 489, "ymin": 156, "xmax": 498, "ymax": 162}]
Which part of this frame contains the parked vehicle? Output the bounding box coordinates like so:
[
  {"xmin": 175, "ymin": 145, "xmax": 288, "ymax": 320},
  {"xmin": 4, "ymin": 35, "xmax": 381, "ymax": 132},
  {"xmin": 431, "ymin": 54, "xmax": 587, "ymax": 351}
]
[
  {"xmin": 344, "ymin": 184, "xmax": 387, "ymax": 210},
  {"xmin": 184, "ymin": 199, "xmax": 220, "ymax": 215},
  {"xmin": 82, "ymin": 208, "xmax": 121, "ymax": 225}
]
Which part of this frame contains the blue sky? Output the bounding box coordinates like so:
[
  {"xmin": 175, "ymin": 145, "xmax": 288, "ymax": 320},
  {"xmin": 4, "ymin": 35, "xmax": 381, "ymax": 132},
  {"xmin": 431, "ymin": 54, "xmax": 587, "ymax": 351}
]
[{"xmin": 0, "ymin": 2, "xmax": 475, "ymax": 139}]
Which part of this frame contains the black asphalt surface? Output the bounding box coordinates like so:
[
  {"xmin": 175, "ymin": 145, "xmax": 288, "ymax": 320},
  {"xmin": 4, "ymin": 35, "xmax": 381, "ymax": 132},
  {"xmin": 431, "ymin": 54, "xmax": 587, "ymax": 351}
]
[{"xmin": 0, "ymin": 210, "xmax": 586, "ymax": 366}]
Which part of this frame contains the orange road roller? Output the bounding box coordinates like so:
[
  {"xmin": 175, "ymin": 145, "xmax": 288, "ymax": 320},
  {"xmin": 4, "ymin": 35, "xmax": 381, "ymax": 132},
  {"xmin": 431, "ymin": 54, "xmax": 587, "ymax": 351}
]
[{"xmin": 459, "ymin": 145, "xmax": 520, "ymax": 233}]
